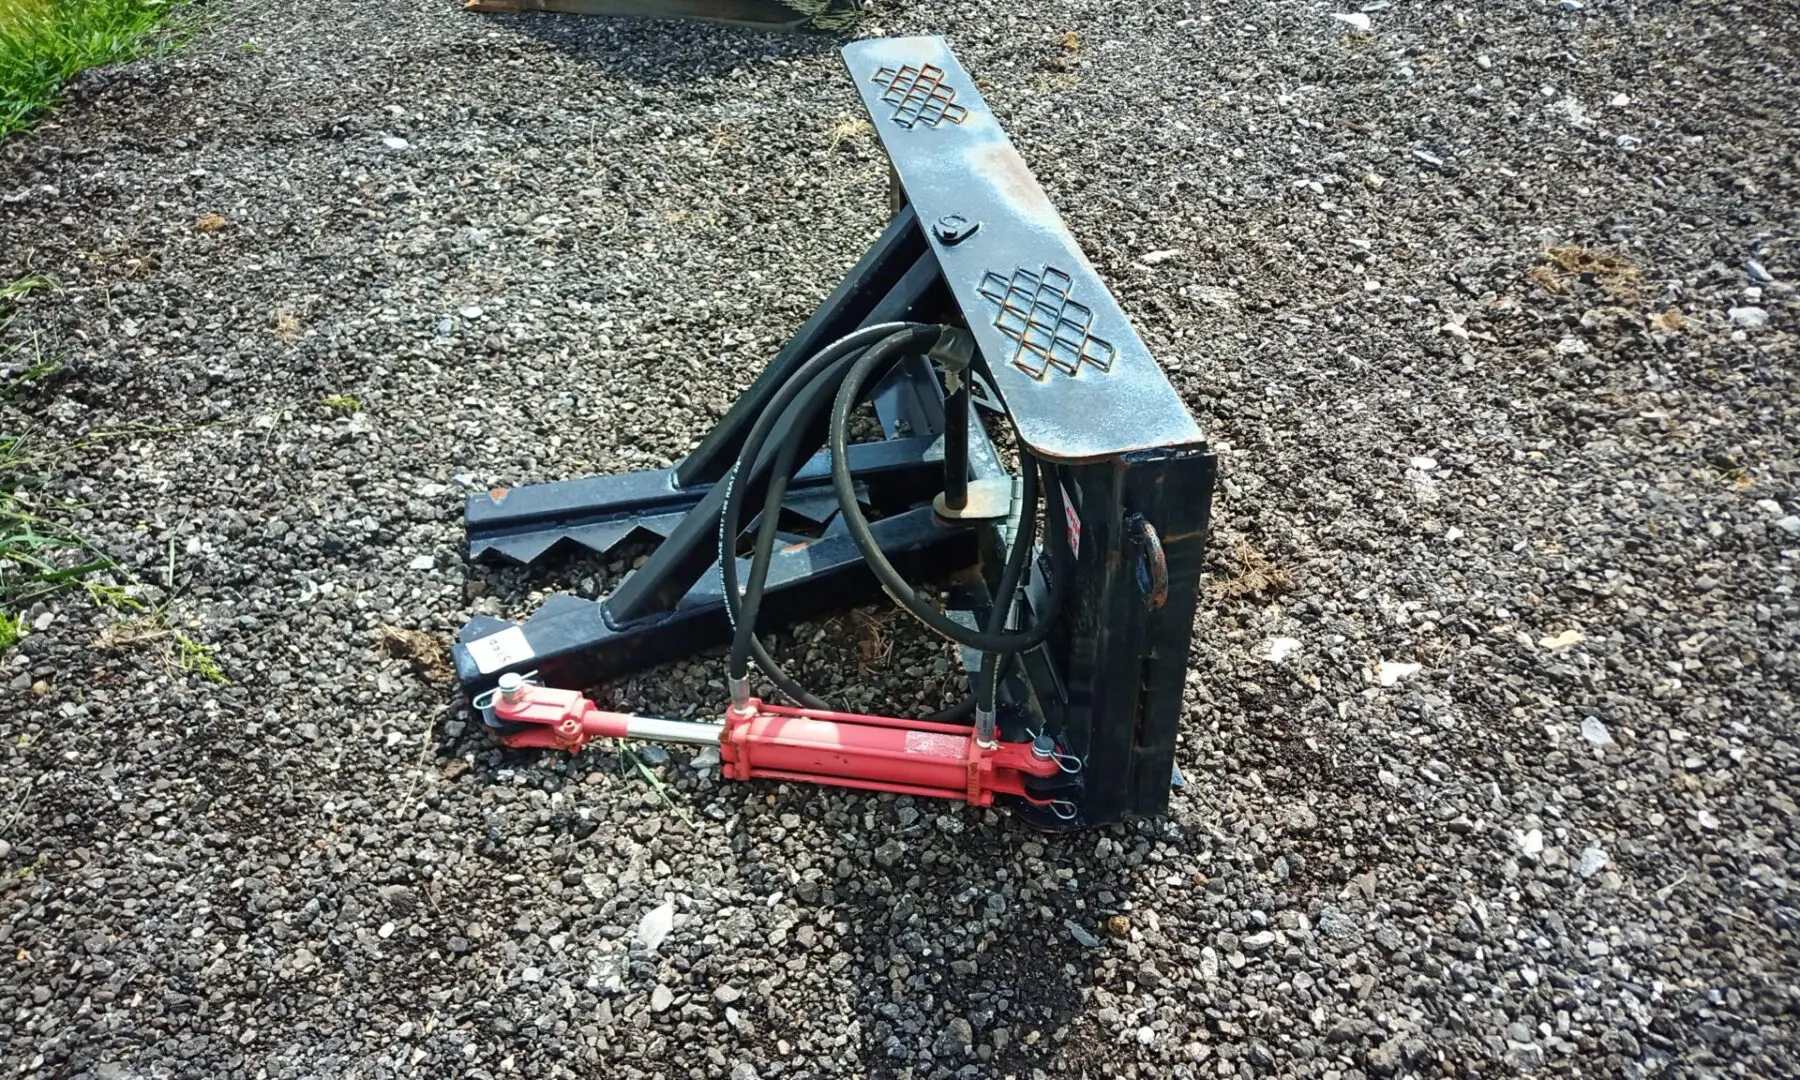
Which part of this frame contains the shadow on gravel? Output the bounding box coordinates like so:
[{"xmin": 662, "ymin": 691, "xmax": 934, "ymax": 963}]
[
  {"xmin": 482, "ymin": 12, "xmax": 844, "ymax": 87},
  {"xmin": 839, "ymin": 815, "xmax": 1125, "ymax": 1076}
]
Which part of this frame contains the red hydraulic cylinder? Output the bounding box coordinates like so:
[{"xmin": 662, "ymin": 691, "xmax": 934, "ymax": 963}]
[
  {"xmin": 720, "ymin": 701, "xmax": 1059, "ymax": 807},
  {"xmin": 483, "ymin": 681, "xmax": 1062, "ymax": 809}
]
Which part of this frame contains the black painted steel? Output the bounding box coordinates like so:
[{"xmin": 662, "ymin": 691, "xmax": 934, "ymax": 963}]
[
  {"xmin": 453, "ymin": 36, "xmax": 1218, "ymax": 827},
  {"xmin": 841, "ymin": 37, "xmax": 1205, "ymax": 464},
  {"xmin": 455, "ymin": 508, "xmax": 974, "ymax": 692},
  {"xmin": 1023, "ymin": 449, "xmax": 1218, "ymax": 825},
  {"xmin": 467, "ymin": 436, "xmax": 942, "ymax": 567}
]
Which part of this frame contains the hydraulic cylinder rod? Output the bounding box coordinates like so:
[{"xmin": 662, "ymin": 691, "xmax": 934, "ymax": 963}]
[{"xmin": 480, "ymin": 678, "xmax": 1067, "ymax": 810}]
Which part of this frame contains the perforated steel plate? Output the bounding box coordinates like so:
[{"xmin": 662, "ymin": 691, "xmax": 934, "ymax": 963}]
[{"xmin": 842, "ymin": 36, "xmax": 1204, "ymax": 463}]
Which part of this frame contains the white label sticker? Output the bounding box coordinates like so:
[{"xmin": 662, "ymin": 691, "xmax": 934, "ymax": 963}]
[
  {"xmin": 903, "ymin": 729, "xmax": 966, "ymax": 759},
  {"xmin": 466, "ymin": 626, "xmax": 533, "ymax": 674},
  {"xmin": 1061, "ymin": 481, "xmax": 1081, "ymax": 560}
]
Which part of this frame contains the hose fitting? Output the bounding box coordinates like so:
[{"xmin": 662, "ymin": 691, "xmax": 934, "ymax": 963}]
[
  {"xmin": 926, "ymin": 326, "xmax": 976, "ymax": 374},
  {"xmin": 974, "ymin": 706, "xmax": 998, "ymax": 749},
  {"xmin": 728, "ymin": 674, "xmax": 754, "ymax": 719}
]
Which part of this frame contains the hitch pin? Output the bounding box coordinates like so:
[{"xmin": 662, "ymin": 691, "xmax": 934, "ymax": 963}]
[
  {"xmin": 472, "ymin": 669, "xmax": 539, "ymax": 718},
  {"xmin": 1025, "ymin": 728, "xmax": 1085, "ymax": 774}
]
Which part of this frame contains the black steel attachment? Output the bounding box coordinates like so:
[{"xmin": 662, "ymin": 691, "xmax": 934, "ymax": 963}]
[
  {"xmin": 455, "ymin": 36, "xmax": 1216, "ymax": 827},
  {"xmin": 463, "ymin": 0, "xmax": 862, "ymax": 32}
]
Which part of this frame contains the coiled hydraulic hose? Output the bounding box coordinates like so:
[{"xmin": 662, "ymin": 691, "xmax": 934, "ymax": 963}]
[
  {"xmin": 720, "ymin": 322, "xmax": 1065, "ymax": 725},
  {"xmin": 719, "ymin": 323, "xmax": 929, "ymax": 708},
  {"xmin": 828, "ymin": 333, "xmax": 1069, "ymax": 653}
]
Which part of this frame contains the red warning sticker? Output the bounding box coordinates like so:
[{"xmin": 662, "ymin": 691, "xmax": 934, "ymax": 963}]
[{"xmin": 1062, "ymin": 481, "xmax": 1081, "ymax": 560}]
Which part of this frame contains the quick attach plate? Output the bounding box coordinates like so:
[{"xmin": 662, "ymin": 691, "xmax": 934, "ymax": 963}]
[{"xmin": 842, "ymin": 36, "xmax": 1205, "ymax": 465}]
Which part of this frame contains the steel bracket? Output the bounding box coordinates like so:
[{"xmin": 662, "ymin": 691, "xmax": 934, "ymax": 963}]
[{"xmin": 453, "ymin": 36, "xmax": 1216, "ymax": 827}]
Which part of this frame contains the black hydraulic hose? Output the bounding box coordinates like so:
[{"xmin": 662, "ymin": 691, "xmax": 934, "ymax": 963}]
[
  {"xmin": 973, "ymin": 457, "xmax": 1041, "ymax": 716},
  {"xmin": 830, "ymin": 338, "xmax": 1070, "ymax": 654},
  {"xmin": 720, "ymin": 320, "xmax": 1065, "ymax": 726},
  {"xmin": 724, "ymin": 329, "xmax": 977, "ymax": 722},
  {"xmin": 743, "ymin": 365, "xmax": 1040, "ymax": 723},
  {"xmin": 721, "ymin": 323, "xmax": 929, "ymax": 687},
  {"xmin": 728, "ymin": 362, "xmax": 852, "ymax": 706}
]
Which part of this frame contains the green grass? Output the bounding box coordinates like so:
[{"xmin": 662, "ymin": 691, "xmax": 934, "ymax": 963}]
[
  {"xmin": 1, "ymin": 433, "xmax": 227, "ymax": 677},
  {"xmin": 0, "ymin": 432, "xmax": 111, "ymax": 628},
  {"xmin": 0, "ymin": 0, "xmax": 186, "ymax": 139},
  {"xmin": 174, "ymin": 631, "xmax": 225, "ymax": 683},
  {"xmin": 321, "ymin": 393, "xmax": 362, "ymax": 415},
  {"xmin": 0, "ymin": 274, "xmax": 55, "ymax": 310},
  {"xmin": 3, "ymin": 274, "xmax": 62, "ymax": 395}
]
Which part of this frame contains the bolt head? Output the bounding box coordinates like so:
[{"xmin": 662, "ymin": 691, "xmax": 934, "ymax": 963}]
[{"xmin": 933, "ymin": 214, "xmax": 978, "ymax": 245}]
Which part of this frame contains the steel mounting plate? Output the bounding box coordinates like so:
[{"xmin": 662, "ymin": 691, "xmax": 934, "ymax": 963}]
[{"xmin": 842, "ymin": 36, "xmax": 1205, "ymax": 464}]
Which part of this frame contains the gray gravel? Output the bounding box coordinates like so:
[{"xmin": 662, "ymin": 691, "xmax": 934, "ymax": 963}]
[{"xmin": 3, "ymin": 1, "xmax": 1798, "ymax": 1077}]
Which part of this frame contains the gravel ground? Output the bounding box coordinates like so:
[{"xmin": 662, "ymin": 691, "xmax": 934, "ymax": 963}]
[{"xmin": 3, "ymin": 0, "xmax": 1798, "ymax": 1077}]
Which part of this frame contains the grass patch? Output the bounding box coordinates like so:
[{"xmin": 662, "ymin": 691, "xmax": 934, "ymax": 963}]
[
  {"xmin": 0, "ymin": 274, "xmax": 55, "ymax": 314},
  {"xmin": 0, "ymin": 433, "xmax": 115, "ymax": 624},
  {"xmin": 321, "ymin": 393, "xmax": 362, "ymax": 415},
  {"xmin": 1, "ymin": 432, "xmax": 225, "ymax": 679},
  {"xmin": 0, "ymin": 0, "xmax": 186, "ymax": 139}
]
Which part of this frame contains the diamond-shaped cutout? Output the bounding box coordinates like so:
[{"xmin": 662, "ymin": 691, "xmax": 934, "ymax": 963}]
[
  {"xmin": 871, "ymin": 64, "xmax": 970, "ymax": 129},
  {"xmin": 977, "ymin": 266, "xmax": 1117, "ymax": 380}
]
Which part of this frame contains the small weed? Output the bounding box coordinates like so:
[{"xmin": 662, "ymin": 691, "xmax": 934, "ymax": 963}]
[
  {"xmin": 83, "ymin": 578, "xmax": 142, "ymax": 610},
  {"xmin": 3, "ymin": 281, "xmax": 64, "ymax": 396},
  {"xmin": 1211, "ymin": 536, "xmax": 1296, "ymax": 600},
  {"xmin": 0, "ymin": 274, "xmax": 54, "ymax": 311},
  {"xmin": 825, "ymin": 115, "xmax": 869, "ymax": 153},
  {"xmin": 1, "ymin": 433, "xmax": 117, "ymax": 629},
  {"xmin": 620, "ymin": 746, "xmax": 692, "ymax": 825},
  {"xmin": 174, "ymin": 632, "xmax": 225, "ymax": 683},
  {"xmin": 321, "ymin": 393, "xmax": 362, "ymax": 415},
  {"xmin": 238, "ymin": 39, "xmax": 261, "ymax": 54},
  {"xmin": 2, "ymin": 431, "xmax": 222, "ymax": 678},
  {"xmin": 272, "ymin": 308, "xmax": 301, "ymax": 340}
]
